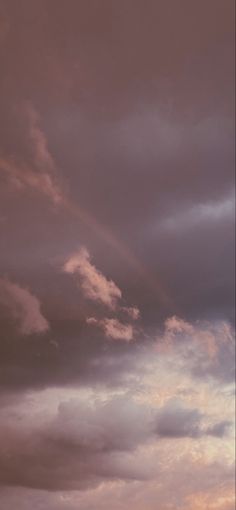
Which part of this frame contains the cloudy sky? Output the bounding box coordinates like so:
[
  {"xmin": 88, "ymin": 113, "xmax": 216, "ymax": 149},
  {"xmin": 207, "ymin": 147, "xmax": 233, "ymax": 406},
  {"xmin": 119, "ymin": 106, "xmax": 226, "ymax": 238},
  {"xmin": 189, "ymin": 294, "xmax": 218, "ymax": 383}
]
[{"xmin": 0, "ymin": 1, "xmax": 235, "ymax": 509}]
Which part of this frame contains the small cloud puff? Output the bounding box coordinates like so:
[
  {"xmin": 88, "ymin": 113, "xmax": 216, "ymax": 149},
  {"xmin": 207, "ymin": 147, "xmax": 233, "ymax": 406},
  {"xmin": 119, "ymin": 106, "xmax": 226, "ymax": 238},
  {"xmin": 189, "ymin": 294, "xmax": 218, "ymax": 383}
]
[
  {"xmin": 87, "ymin": 317, "xmax": 134, "ymax": 342},
  {"xmin": 121, "ymin": 306, "xmax": 140, "ymax": 320}
]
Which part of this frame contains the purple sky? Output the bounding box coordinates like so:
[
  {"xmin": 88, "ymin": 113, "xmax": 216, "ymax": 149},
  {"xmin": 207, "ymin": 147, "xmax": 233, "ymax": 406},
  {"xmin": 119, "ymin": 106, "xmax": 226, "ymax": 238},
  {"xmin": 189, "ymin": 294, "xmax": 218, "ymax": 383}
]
[{"xmin": 0, "ymin": 1, "xmax": 235, "ymax": 509}]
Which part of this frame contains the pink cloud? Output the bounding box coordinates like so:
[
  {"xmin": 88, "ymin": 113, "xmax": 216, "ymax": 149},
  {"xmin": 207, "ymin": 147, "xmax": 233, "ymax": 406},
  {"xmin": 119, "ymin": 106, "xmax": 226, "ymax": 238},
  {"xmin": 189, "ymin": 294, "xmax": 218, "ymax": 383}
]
[
  {"xmin": 0, "ymin": 278, "xmax": 49, "ymax": 335},
  {"xmin": 158, "ymin": 315, "xmax": 234, "ymax": 362},
  {"xmin": 87, "ymin": 317, "xmax": 134, "ymax": 341},
  {"xmin": 63, "ymin": 247, "xmax": 122, "ymax": 310},
  {"xmin": 165, "ymin": 316, "xmax": 194, "ymax": 335},
  {"xmin": 121, "ymin": 306, "xmax": 140, "ymax": 320},
  {"xmin": 1, "ymin": 158, "xmax": 62, "ymax": 204},
  {"xmin": 0, "ymin": 103, "xmax": 62, "ymax": 205}
]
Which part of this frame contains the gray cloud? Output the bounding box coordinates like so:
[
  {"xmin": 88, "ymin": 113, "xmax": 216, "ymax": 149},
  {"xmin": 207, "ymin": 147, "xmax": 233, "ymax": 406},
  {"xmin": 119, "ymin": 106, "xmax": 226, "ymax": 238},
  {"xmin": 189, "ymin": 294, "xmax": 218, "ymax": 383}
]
[
  {"xmin": 155, "ymin": 403, "xmax": 232, "ymax": 439},
  {"xmin": 156, "ymin": 404, "xmax": 202, "ymax": 438},
  {"xmin": 0, "ymin": 391, "xmax": 231, "ymax": 492},
  {"xmin": 205, "ymin": 420, "xmax": 232, "ymax": 438},
  {"xmin": 0, "ymin": 394, "xmax": 153, "ymax": 490}
]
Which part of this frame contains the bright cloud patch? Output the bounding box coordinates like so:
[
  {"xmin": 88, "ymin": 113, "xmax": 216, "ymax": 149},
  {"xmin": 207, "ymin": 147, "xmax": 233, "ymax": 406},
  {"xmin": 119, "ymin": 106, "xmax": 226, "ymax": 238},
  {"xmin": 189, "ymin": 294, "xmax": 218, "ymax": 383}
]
[
  {"xmin": 87, "ymin": 317, "xmax": 134, "ymax": 341},
  {"xmin": 157, "ymin": 193, "xmax": 235, "ymax": 233},
  {"xmin": 63, "ymin": 247, "xmax": 122, "ymax": 309}
]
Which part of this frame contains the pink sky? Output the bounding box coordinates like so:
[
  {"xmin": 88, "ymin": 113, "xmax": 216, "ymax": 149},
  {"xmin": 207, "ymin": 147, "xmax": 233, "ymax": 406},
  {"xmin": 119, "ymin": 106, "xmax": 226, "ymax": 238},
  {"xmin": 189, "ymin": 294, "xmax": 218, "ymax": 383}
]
[{"xmin": 0, "ymin": 1, "xmax": 235, "ymax": 509}]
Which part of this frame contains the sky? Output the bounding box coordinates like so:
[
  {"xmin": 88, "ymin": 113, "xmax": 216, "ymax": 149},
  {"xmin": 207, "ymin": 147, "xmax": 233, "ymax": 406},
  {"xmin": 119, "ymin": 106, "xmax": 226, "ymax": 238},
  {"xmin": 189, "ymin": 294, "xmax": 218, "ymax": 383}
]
[{"xmin": 0, "ymin": 1, "xmax": 235, "ymax": 509}]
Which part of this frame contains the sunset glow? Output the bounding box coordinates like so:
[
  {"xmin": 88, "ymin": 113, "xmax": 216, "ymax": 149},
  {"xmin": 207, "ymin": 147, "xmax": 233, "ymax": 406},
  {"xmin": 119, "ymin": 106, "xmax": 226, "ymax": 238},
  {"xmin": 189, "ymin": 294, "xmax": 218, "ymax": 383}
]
[{"xmin": 0, "ymin": 1, "xmax": 235, "ymax": 509}]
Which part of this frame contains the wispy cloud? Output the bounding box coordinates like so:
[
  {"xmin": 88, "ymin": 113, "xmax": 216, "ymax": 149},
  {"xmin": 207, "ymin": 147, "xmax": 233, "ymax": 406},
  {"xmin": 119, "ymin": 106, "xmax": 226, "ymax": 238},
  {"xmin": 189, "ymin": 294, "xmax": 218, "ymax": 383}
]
[
  {"xmin": 157, "ymin": 193, "xmax": 235, "ymax": 233},
  {"xmin": 63, "ymin": 247, "xmax": 122, "ymax": 310},
  {"xmin": 87, "ymin": 317, "xmax": 134, "ymax": 341},
  {"xmin": 161, "ymin": 315, "xmax": 234, "ymax": 360},
  {"xmin": 156, "ymin": 316, "xmax": 235, "ymax": 382},
  {"xmin": 0, "ymin": 103, "xmax": 62, "ymax": 205},
  {"xmin": 0, "ymin": 156, "xmax": 62, "ymax": 204},
  {"xmin": 0, "ymin": 278, "xmax": 49, "ymax": 335},
  {"xmin": 26, "ymin": 104, "xmax": 56, "ymax": 173}
]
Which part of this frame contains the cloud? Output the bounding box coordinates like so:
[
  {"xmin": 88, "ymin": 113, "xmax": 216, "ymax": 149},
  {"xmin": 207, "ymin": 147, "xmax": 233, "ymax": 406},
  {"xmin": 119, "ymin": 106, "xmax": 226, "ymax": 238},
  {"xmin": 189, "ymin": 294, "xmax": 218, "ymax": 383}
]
[
  {"xmin": 155, "ymin": 402, "xmax": 231, "ymax": 439},
  {"xmin": 0, "ymin": 278, "xmax": 49, "ymax": 335},
  {"xmin": 0, "ymin": 392, "xmax": 153, "ymax": 491},
  {"xmin": 0, "ymin": 156, "xmax": 62, "ymax": 204},
  {"xmin": 0, "ymin": 474, "xmax": 235, "ymax": 510},
  {"xmin": 205, "ymin": 420, "xmax": 232, "ymax": 438},
  {"xmin": 87, "ymin": 317, "xmax": 134, "ymax": 341},
  {"xmin": 157, "ymin": 193, "xmax": 235, "ymax": 233},
  {"xmin": 63, "ymin": 248, "xmax": 139, "ymax": 343},
  {"xmin": 164, "ymin": 315, "xmax": 195, "ymax": 336},
  {"xmin": 156, "ymin": 403, "xmax": 202, "ymax": 438},
  {"xmin": 0, "ymin": 388, "xmax": 232, "ymax": 495},
  {"xmin": 0, "ymin": 103, "xmax": 62, "ymax": 205},
  {"xmin": 63, "ymin": 247, "xmax": 122, "ymax": 309},
  {"xmin": 50, "ymin": 395, "xmax": 151, "ymax": 453},
  {"xmin": 0, "ymin": 2, "xmax": 234, "ymax": 508},
  {"xmin": 157, "ymin": 316, "xmax": 235, "ymax": 381},
  {"xmin": 121, "ymin": 306, "xmax": 140, "ymax": 320},
  {"xmin": 26, "ymin": 103, "xmax": 56, "ymax": 173}
]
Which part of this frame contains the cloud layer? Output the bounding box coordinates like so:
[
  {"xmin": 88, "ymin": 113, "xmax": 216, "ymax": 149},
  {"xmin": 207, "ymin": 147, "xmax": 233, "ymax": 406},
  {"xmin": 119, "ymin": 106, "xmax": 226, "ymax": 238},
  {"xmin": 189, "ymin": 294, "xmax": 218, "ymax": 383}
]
[
  {"xmin": 0, "ymin": 1, "xmax": 234, "ymax": 509},
  {"xmin": 0, "ymin": 389, "xmax": 232, "ymax": 493}
]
